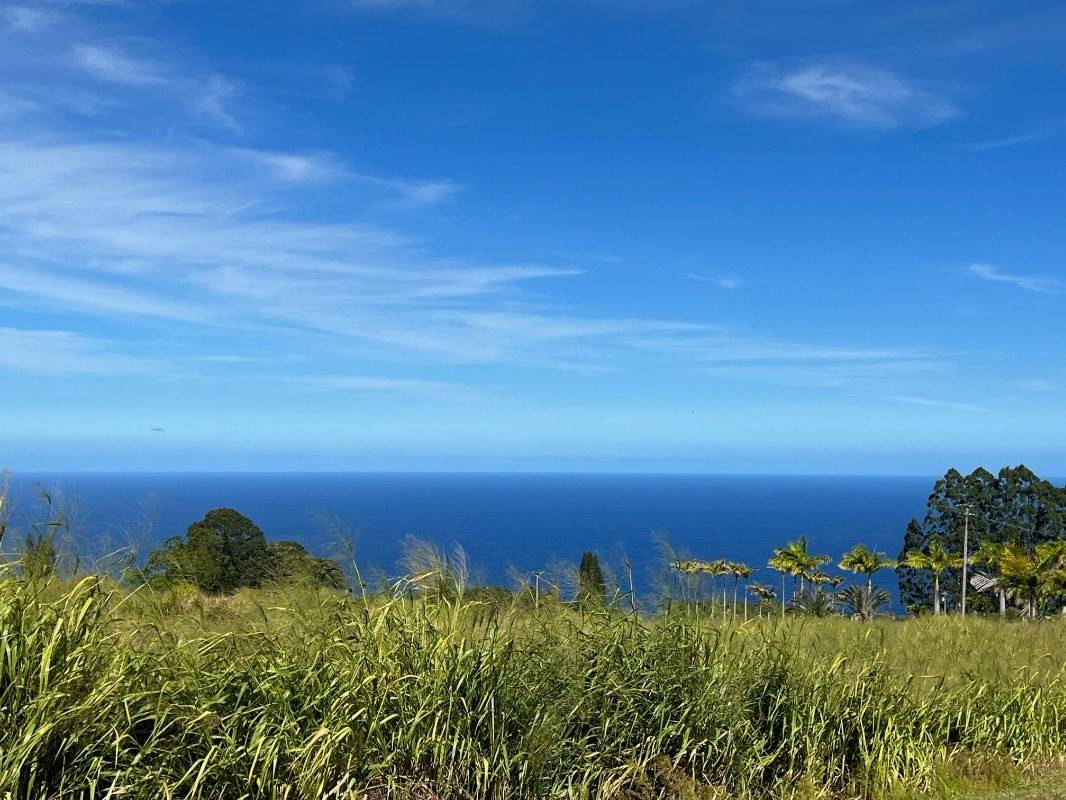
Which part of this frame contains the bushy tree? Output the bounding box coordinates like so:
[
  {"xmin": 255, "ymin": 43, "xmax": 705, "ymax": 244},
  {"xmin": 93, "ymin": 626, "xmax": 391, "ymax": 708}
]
[
  {"xmin": 146, "ymin": 508, "xmax": 343, "ymax": 594},
  {"xmin": 268, "ymin": 540, "xmax": 345, "ymax": 589}
]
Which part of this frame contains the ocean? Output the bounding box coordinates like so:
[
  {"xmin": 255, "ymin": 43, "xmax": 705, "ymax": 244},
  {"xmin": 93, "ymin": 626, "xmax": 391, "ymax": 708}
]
[{"xmin": 4, "ymin": 472, "xmax": 933, "ymax": 603}]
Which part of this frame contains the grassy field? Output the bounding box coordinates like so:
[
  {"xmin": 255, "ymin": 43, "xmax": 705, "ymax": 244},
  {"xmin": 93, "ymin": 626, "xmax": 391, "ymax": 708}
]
[{"xmin": 4, "ymin": 573, "xmax": 1066, "ymax": 799}]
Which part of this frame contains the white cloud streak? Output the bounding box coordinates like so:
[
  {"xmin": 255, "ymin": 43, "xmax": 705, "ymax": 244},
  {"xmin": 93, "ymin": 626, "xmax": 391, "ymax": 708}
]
[
  {"xmin": 3, "ymin": 6, "xmax": 56, "ymax": 33},
  {"xmin": 702, "ymin": 359, "xmax": 945, "ymax": 390},
  {"xmin": 73, "ymin": 44, "xmax": 169, "ymax": 86},
  {"xmin": 968, "ymin": 263, "xmax": 1062, "ymax": 294},
  {"xmin": 0, "ymin": 327, "xmax": 160, "ymax": 376},
  {"xmin": 687, "ymin": 273, "xmax": 743, "ymax": 289},
  {"xmin": 885, "ymin": 395, "xmax": 985, "ymax": 413},
  {"xmin": 0, "ymin": 9, "xmax": 942, "ymax": 398},
  {"xmin": 969, "ymin": 132, "xmax": 1043, "ymax": 151},
  {"xmin": 68, "ymin": 42, "xmax": 244, "ymax": 131},
  {"xmin": 733, "ymin": 62, "xmax": 958, "ymax": 129},
  {"xmin": 0, "ymin": 133, "xmax": 928, "ymax": 377}
]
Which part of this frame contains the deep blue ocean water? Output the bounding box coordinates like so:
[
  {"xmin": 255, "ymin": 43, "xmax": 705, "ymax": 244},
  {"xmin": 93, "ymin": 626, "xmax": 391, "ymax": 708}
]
[{"xmin": 5, "ymin": 472, "xmax": 934, "ymax": 602}]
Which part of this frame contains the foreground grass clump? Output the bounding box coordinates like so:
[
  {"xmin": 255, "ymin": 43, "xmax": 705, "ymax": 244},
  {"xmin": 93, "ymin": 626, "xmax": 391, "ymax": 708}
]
[{"xmin": 4, "ymin": 577, "xmax": 1066, "ymax": 800}]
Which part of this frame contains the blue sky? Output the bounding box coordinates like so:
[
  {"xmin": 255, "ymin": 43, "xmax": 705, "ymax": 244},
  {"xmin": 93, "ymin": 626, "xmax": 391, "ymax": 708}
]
[{"xmin": 0, "ymin": 0, "xmax": 1063, "ymax": 474}]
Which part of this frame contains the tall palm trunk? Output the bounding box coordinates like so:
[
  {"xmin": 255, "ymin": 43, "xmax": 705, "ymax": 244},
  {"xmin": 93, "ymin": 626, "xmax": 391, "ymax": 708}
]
[
  {"xmin": 743, "ymin": 579, "xmax": 749, "ymax": 621},
  {"xmin": 732, "ymin": 576, "xmax": 739, "ymax": 622},
  {"xmin": 780, "ymin": 573, "xmax": 786, "ymax": 617},
  {"xmin": 933, "ymin": 573, "xmax": 941, "ymax": 615},
  {"xmin": 998, "ymin": 589, "xmax": 1006, "ymax": 619}
]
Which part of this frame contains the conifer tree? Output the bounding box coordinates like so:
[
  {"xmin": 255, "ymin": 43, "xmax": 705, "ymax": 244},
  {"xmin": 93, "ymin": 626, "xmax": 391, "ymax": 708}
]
[{"xmin": 578, "ymin": 551, "xmax": 606, "ymax": 604}]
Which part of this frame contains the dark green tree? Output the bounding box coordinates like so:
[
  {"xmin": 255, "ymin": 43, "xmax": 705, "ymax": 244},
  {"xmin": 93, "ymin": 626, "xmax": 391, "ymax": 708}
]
[
  {"xmin": 147, "ymin": 508, "xmax": 271, "ymax": 593},
  {"xmin": 268, "ymin": 540, "xmax": 346, "ymax": 589},
  {"xmin": 144, "ymin": 535, "xmax": 195, "ymax": 585},
  {"xmin": 578, "ymin": 551, "xmax": 606, "ymax": 604},
  {"xmin": 896, "ymin": 519, "xmax": 929, "ymax": 612},
  {"xmin": 146, "ymin": 509, "xmax": 346, "ymax": 594},
  {"xmin": 992, "ymin": 466, "xmax": 1066, "ymax": 547}
]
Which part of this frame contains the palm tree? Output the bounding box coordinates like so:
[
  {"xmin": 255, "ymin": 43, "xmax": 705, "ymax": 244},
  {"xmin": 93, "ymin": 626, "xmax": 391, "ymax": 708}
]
[
  {"xmin": 838, "ymin": 584, "xmax": 891, "ymax": 621},
  {"xmin": 674, "ymin": 559, "xmax": 716, "ymax": 606},
  {"xmin": 786, "ymin": 536, "xmax": 830, "ymax": 599},
  {"xmin": 673, "ymin": 559, "xmax": 699, "ymax": 605},
  {"xmin": 903, "ymin": 540, "xmax": 962, "ymax": 615},
  {"xmin": 769, "ymin": 536, "xmax": 828, "ymax": 612},
  {"xmin": 725, "ymin": 562, "xmax": 753, "ymax": 621},
  {"xmin": 767, "ymin": 549, "xmax": 793, "ymax": 616},
  {"xmin": 997, "ymin": 542, "xmax": 1066, "ymax": 619},
  {"xmin": 748, "ymin": 582, "xmax": 776, "ymax": 618},
  {"xmin": 708, "ymin": 559, "xmax": 731, "ymax": 620},
  {"xmin": 794, "ymin": 587, "xmax": 836, "ymax": 617},
  {"xmin": 839, "ymin": 544, "xmax": 896, "ymax": 593},
  {"xmin": 806, "ymin": 570, "xmax": 844, "ymax": 589},
  {"xmin": 732, "ymin": 562, "xmax": 754, "ymax": 620}
]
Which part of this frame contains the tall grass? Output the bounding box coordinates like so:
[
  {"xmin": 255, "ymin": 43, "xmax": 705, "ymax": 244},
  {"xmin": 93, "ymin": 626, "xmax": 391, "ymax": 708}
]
[{"xmin": 3, "ymin": 571, "xmax": 1066, "ymax": 799}]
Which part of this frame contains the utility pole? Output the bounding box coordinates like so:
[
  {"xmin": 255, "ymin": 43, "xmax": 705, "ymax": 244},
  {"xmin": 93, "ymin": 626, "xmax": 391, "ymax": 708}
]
[{"xmin": 961, "ymin": 505, "xmax": 972, "ymax": 618}]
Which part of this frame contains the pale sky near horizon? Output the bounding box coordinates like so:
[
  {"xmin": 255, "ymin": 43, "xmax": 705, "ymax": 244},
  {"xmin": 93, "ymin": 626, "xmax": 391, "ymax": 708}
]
[{"xmin": 0, "ymin": 0, "xmax": 1064, "ymax": 474}]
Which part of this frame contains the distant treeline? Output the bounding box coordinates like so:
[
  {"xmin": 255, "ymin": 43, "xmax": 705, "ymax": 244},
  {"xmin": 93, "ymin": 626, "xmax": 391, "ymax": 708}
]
[{"xmin": 3, "ymin": 466, "xmax": 1066, "ymax": 618}]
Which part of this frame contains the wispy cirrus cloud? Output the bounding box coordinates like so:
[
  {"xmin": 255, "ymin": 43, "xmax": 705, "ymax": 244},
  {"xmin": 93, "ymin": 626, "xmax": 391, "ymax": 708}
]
[
  {"xmin": 0, "ymin": 3, "xmax": 942, "ymax": 402},
  {"xmin": 292, "ymin": 374, "xmax": 485, "ymax": 402},
  {"xmin": 687, "ymin": 273, "xmax": 743, "ymax": 290},
  {"xmin": 968, "ymin": 132, "xmax": 1044, "ymax": 151},
  {"xmin": 73, "ymin": 44, "xmax": 169, "ymax": 86},
  {"xmin": 701, "ymin": 359, "xmax": 945, "ymax": 390},
  {"xmin": 0, "ymin": 137, "xmax": 589, "ymax": 365},
  {"xmin": 2, "ymin": 5, "xmax": 57, "ymax": 33},
  {"xmin": 968, "ymin": 263, "xmax": 1062, "ymax": 294},
  {"xmin": 884, "ymin": 395, "xmax": 985, "ymax": 413},
  {"xmin": 0, "ymin": 132, "xmax": 926, "ymax": 375},
  {"xmin": 733, "ymin": 62, "xmax": 958, "ymax": 129},
  {"xmin": 71, "ymin": 43, "xmax": 243, "ymax": 131},
  {"xmin": 0, "ymin": 327, "xmax": 161, "ymax": 376}
]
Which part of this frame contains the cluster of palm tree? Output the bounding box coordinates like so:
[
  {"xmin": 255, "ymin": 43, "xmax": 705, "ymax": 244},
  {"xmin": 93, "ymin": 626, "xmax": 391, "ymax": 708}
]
[
  {"xmin": 673, "ymin": 558, "xmax": 755, "ymax": 620},
  {"xmin": 769, "ymin": 539, "xmax": 895, "ymax": 620},
  {"xmin": 674, "ymin": 539, "xmax": 897, "ymax": 621},
  {"xmin": 904, "ymin": 538, "xmax": 1066, "ymax": 619},
  {"xmin": 673, "ymin": 534, "xmax": 1066, "ymax": 621}
]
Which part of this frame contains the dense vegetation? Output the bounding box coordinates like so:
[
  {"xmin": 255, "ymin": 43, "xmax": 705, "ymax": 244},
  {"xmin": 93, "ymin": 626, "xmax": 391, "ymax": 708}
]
[
  {"xmin": 144, "ymin": 507, "xmax": 345, "ymax": 592},
  {"xmin": 4, "ymin": 568, "xmax": 1066, "ymax": 799},
  {"xmin": 897, "ymin": 465, "xmax": 1066, "ymax": 616},
  {"xmin": 1, "ymin": 466, "xmax": 1065, "ymax": 798}
]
